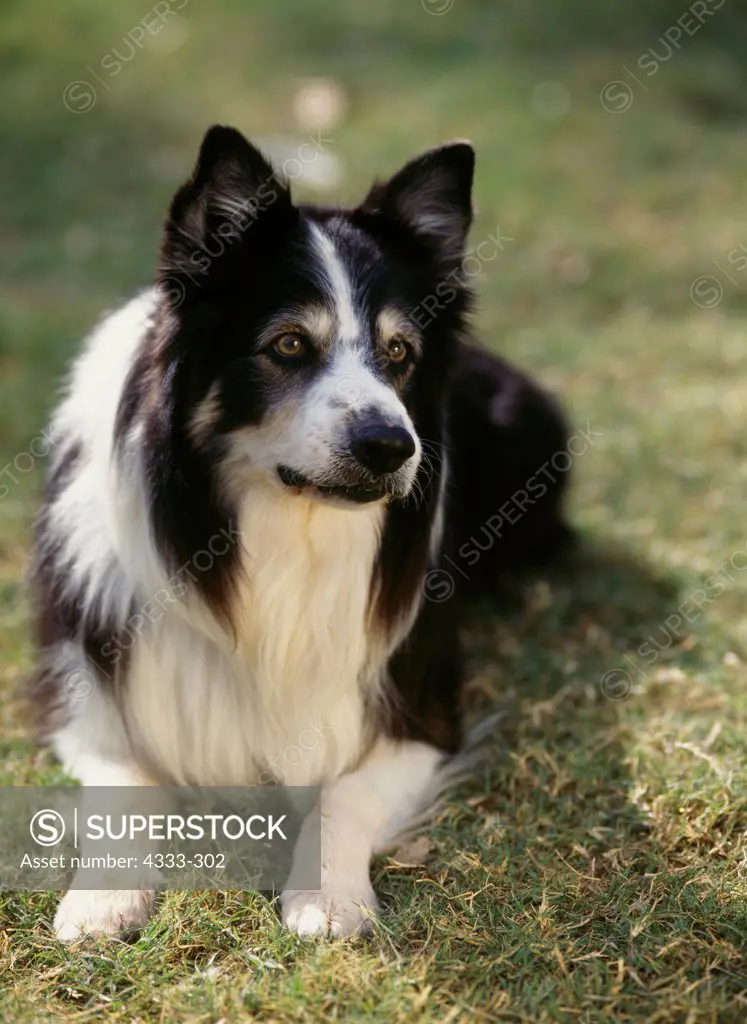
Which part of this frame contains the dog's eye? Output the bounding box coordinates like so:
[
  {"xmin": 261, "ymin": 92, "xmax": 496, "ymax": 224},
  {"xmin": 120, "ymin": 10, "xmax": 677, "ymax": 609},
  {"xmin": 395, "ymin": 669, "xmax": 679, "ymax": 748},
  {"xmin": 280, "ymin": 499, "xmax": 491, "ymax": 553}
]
[
  {"xmin": 271, "ymin": 334, "xmax": 308, "ymax": 360},
  {"xmin": 386, "ymin": 337, "xmax": 411, "ymax": 365}
]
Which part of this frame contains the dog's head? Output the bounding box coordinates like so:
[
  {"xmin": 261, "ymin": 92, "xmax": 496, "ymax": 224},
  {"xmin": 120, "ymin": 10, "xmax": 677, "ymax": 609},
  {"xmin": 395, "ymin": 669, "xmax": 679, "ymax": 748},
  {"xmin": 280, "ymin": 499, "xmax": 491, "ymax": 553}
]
[{"xmin": 157, "ymin": 125, "xmax": 474, "ymax": 507}]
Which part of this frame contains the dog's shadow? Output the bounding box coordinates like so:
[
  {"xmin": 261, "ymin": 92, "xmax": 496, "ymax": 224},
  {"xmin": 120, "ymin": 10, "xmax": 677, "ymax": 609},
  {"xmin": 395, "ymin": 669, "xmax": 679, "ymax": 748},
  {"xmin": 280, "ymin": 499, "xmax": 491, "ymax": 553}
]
[
  {"xmin": 379, "ymin": 537, "xmax": 746, "ymax": 955},
  {"xmin": 463, "ymin": 536, "xmax": 691, "ymax": 716}
]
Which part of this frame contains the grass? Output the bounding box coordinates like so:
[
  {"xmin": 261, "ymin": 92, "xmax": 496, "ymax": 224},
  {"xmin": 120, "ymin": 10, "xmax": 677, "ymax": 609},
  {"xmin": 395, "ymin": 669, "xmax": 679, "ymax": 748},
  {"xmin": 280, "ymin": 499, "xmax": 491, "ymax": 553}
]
[{"xmin": 2, "ymin": 0, "xmax": 747, "ymax": 1019}]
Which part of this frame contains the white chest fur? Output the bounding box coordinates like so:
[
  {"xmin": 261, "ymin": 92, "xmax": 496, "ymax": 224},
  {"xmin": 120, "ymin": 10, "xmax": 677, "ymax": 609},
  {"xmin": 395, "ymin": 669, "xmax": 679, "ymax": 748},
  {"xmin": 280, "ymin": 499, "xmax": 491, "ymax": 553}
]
[{"xmin": 125, "ymin": 488, "xmax": 387, "ymax": 787}]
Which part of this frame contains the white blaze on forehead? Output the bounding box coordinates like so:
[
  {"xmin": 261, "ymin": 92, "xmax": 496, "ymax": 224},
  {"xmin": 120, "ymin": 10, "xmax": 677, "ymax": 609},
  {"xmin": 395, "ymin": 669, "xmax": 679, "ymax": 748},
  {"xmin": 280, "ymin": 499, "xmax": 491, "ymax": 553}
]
[{"xmin": 309, "ymin": 222, "xmax": 360, "ymax": 345}]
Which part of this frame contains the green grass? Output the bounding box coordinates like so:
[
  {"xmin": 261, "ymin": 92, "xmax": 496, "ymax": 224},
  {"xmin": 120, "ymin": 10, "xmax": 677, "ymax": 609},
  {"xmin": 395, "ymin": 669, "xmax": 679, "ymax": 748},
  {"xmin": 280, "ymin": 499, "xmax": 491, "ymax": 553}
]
[{"xmin": 2, "ymin": 0, "xmax": 747, "ymax": 1019}]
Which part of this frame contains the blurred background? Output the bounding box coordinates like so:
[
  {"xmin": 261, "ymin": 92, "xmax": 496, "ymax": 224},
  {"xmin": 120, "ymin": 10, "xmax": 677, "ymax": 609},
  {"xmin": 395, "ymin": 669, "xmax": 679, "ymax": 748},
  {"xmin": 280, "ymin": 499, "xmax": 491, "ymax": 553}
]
[
  {"xmin": 4, "ymin": 0, "xmax": 747, "ymax": 739},
  {"xmin": 3, "ymin": 3, "xmax": 747, "ymax": 1017},
  {"xmin": 3, "ymin": 0, "xmax": 747, "ymax": 513},
  {"xmin": 3, "ymin": 2, "xmax": 747, "ymax": 729}
]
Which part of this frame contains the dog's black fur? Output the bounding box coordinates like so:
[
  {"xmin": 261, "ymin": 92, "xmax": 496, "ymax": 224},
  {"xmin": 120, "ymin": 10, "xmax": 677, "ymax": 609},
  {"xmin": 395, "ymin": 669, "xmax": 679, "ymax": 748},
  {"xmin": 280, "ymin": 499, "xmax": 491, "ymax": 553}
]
[{"xmin": 28, "ymin": 127, "xmax": 573, "ymax": 939}]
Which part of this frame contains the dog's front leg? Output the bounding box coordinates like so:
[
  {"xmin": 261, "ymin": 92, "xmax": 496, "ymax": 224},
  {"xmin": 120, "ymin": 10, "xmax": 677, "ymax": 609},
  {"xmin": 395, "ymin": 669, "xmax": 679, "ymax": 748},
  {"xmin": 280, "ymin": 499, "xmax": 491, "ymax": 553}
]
[
  {"xmin": 281, "ymin": 738, "xmax": 446, "ymax": 938},
  {"xmin": 53, "ymin": 756, "xmax": 165, "ymax": 942}
]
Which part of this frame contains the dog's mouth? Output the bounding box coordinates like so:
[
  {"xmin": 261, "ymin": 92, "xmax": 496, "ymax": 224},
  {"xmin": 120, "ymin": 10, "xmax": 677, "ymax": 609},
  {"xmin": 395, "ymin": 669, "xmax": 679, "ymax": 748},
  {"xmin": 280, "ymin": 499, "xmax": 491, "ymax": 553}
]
[{"xmin": 277, "ymin": 465, "xmax": 387, "ymax": 505}]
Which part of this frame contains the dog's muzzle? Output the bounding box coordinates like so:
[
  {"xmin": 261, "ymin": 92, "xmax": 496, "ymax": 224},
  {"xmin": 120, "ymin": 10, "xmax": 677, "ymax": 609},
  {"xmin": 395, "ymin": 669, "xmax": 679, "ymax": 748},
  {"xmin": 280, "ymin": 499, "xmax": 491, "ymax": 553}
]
[{"xmin": 278, "ymin": 419, "xmax": 417, "ymax": 505}]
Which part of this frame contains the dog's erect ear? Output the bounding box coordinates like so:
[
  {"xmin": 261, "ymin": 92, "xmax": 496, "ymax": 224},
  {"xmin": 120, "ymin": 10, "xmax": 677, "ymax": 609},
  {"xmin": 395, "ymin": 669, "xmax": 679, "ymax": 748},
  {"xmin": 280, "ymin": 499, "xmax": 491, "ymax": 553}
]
[
  {"xmin": 359, "ymin": 142, "xmax": 474, "ymax": 263},
  {"xmin": 159, "ymin": 125, "xmax": 295, "ymax": 299}
]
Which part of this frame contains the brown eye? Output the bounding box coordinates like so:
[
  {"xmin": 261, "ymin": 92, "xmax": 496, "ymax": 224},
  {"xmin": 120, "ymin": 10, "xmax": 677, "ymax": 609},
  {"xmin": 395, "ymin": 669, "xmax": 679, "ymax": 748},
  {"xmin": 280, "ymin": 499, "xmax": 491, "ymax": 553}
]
[
  {"xmin": 387, "ymin": 337, "xmax": 411, "ymax": 365},
  {"xmin": 272, "ymin": 334, "xmax": 307, "ymax": 360}
]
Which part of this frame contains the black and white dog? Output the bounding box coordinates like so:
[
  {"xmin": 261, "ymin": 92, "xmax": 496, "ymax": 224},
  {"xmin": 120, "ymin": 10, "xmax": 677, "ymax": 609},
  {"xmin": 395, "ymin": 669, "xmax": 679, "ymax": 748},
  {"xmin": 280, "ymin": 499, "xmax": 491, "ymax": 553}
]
[{"xmin": 28, "ymin": 126, "xmax": 571, "ymax": 940}]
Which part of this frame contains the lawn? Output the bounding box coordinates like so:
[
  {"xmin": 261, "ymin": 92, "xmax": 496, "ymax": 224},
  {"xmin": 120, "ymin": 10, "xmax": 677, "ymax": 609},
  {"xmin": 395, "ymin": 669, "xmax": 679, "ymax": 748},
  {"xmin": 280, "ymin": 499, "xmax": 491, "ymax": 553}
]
[{"xmin": 1, "ymin": 0, "xmax": 747, "ymax": 1020}]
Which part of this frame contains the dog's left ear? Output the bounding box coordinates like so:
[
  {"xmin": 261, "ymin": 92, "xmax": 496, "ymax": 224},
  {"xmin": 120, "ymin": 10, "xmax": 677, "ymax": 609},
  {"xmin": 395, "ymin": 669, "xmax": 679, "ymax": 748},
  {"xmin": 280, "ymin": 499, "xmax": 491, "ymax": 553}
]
[
  {"xmin": 358, "ymin": 142, "xmax": 474, "ymax": 263},
  {"xmin": 158, "ymin": 125, "xmax": 296, "ymax": 301}
]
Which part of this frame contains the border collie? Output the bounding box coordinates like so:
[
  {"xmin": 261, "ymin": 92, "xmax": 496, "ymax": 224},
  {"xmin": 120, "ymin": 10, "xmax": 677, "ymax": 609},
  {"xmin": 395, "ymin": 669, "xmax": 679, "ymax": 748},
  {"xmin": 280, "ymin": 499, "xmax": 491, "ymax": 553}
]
[{"xmin": 27, "ymin": 126, "xmax": 571, "ymax": 941}]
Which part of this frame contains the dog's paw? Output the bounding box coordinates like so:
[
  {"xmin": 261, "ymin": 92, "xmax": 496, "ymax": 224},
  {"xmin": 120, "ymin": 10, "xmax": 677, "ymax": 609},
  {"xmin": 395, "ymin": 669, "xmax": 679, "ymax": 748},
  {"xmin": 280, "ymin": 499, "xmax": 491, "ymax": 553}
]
[
  {"xmin": 53, "ymin": 888, "xmax": 155, "ymax": 942},
  {"xmin": 281, "ymin": 886, "xmax": 379, "ymax": 938}
]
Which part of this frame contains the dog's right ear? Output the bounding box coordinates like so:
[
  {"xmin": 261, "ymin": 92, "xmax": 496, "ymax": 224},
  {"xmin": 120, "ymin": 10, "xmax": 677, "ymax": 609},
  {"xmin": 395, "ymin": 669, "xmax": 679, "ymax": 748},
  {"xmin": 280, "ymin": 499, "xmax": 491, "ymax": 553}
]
[
  {"xmin": 159, "ymin": 126, "xmax": 296, "ymax": 300},
  {"xmin": 358, "ymin": 142, "xmax": 474, "ymax": 268}
]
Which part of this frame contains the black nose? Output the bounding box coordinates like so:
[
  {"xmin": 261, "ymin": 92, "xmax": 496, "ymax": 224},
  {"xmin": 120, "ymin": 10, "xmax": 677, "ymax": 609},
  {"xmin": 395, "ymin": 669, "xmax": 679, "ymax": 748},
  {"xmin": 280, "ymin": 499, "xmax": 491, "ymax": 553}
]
[{"xmin": 350, "ymin": 423, "xmax": 416, "ymax": 476}]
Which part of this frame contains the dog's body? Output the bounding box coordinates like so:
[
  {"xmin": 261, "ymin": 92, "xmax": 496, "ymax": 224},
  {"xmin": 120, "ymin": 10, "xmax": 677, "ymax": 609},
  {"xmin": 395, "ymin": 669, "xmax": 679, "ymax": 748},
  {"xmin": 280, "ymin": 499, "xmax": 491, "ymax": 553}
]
[{"xmin": 28, "ymin": 128, "xmax": 570, "ymax": 940}]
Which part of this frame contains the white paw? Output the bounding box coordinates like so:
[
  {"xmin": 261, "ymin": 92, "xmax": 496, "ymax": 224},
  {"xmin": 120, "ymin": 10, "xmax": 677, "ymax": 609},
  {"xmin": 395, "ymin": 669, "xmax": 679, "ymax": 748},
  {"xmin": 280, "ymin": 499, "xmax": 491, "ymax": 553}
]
[
  {"xmin": 54, "ymin": 888, "xmax": 155, "ymax": 942},
  {"xmin": 281, "ymin": 886, "xmax": 379, "ymax": 938}
]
